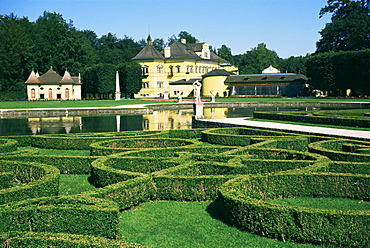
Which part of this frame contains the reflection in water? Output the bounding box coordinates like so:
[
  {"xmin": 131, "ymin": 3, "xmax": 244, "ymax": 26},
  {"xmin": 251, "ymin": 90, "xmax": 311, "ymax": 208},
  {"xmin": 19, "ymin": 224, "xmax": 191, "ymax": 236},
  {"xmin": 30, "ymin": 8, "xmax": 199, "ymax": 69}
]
[
  {"xmin": 28, "ymin": 117, "xmax": 82, "ymax": 135},
  {"xmin": 0, "ymin": 105, "xmax": 366, "ymax": 136}
]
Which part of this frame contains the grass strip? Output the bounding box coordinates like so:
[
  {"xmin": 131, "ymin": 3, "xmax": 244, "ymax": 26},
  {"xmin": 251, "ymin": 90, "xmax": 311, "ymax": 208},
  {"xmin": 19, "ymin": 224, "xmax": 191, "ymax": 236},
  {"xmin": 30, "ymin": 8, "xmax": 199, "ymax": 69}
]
[
  {"xmin": 1, "ymin": 98, "xmax": 370, "ymax": 109},
  {"xmin": 59, "ymin": 174, "xmax": 96, "ymax": 195},
  {"xmin": 119, "ymin": 201, "xmax": 317, "ymax": 248}
]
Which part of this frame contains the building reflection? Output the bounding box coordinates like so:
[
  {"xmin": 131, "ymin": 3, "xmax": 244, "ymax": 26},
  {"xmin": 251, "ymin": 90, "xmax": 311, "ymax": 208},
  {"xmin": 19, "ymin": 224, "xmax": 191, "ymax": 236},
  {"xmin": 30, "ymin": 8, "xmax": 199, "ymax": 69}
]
[{"xmin": 28, "ymin": 117, "xmax": 82, "ymax": 135}]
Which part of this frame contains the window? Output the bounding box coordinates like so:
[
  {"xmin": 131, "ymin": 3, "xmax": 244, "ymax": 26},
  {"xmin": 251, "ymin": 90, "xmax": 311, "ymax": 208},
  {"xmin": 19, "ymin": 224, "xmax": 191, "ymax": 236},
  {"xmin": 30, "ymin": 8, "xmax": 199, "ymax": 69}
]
[
  {"xmin": 140, "ymin": 93, "xmax": 149, "ymax": 97},
  {"xmin": 176, "ymin": 65, "xmax": 181, "ymax": 73},
  {"xmin": 157, "ymin": 65, "xmax": 163, "ymax": 73},
  {"xmin": 157, "ymin": 81, "xmax": 164, "ymax": 88},
  {"xmin": 31, "ymin": 88, "xmax": 36, "ymax": 99},
  {"xmin": 142, "ymin": 66, "xmax": 149, "ymax": 75},
  {"xmin": 142, "ymin": 82, "xmax": 149, "ymax": 88},
  {"xmin": 169, "ymin": 66, "xmax": 173, "ymax": 76}
]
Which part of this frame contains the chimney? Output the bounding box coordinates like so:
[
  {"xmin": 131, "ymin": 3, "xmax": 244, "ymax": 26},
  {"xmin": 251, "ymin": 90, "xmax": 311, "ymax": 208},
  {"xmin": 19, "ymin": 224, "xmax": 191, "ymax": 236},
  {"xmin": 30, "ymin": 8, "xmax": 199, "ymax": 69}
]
[
  {"xmin": 181, "ymin": 39, "xmax": 186, "ymax": 44},
  {"xmin": 164, "ymin": 46, "xmax": 171, "ymax": 58}
]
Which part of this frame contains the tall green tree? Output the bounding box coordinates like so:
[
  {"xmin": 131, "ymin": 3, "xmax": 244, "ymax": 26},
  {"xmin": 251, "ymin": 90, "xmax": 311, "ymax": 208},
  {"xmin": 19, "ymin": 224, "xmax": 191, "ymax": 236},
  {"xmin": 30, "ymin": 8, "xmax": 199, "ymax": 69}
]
[
  {"xmin": 217, "ymin": 44, "xmax": 235, "ymax": 65},
  {"xmin": 168, "ymin": 31, "xmax": 198, "ymax": 45},
  {"xmin": 27, "ymin": 11, "xmax": 96, "ymax": 74},
  {"xmin": 117, "ymin": 62, "xmax": 142, "ymax": 99},
  {"xmin": 97, "ymin": 34, "xmax": 141, "ymax": 64},
  {"xmin": 316, "ymin": 0, "xmax": 370, "ymax": 53},
  {"xmin": 83, "ymin": 63, "xmax": 116, "ymax": 99},
  {"xmin": 238, "ymin": 43, "xmax": 280, "ymax": 74},
  {"xmin": 279, "ymin": 55, "xmax": 309, "ymax": 74},
  {"xmin": 0, "ymin": 14, "xmax": 31, "ymax": 100}
]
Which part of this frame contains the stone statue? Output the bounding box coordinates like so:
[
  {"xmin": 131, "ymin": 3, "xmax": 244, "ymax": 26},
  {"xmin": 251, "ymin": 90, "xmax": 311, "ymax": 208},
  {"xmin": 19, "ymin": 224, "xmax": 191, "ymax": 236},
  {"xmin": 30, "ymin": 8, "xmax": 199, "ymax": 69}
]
[
  {"xmin": 193, "ymin": 80, "xmax": 202, "ymax": 103},
  {"xmin": 177, "ymin": 90, "xmax": 183, "ymax": 103},
  {"xmin": 210, "ymin": 90, "xmax": 215, "ymax": 103}
]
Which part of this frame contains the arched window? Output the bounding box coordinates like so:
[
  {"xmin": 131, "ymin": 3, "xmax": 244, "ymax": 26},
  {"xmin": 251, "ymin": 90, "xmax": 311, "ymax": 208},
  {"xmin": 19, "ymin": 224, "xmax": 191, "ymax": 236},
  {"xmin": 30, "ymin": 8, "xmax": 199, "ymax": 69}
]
[
  {"xmin": 176, "ymin": 65, "xmax": 181, "ymax": 73},
  {"xmin": 31, "ymin": 88, "xmax": 36, "ymax": 99}
]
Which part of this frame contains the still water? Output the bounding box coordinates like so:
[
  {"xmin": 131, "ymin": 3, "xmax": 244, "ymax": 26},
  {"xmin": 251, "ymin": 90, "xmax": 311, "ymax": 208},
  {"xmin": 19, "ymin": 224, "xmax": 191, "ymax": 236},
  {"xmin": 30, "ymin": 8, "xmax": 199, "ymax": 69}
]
[{"xmin": 0, "ymin": 106, "xmax": 361, "ymax": 136}]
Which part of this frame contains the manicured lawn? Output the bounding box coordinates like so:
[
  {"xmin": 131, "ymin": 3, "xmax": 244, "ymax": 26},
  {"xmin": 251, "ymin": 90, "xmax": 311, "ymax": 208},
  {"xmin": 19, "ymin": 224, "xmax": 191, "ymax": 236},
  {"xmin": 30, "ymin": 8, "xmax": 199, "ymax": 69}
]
[
  {"xmin": 59, "ymin": 174, "xmax": 95, "ymax": 195},
  {"xmin": 119, "ymin": 201, "xmax": 317, "ymax": 248},
  {"xmin": 1, "ymin": 97, "xmax": 370, "ymax": 109},
  {"xmin": 267, "ymin": 197, "xmax": 370, "ymax": 211}
]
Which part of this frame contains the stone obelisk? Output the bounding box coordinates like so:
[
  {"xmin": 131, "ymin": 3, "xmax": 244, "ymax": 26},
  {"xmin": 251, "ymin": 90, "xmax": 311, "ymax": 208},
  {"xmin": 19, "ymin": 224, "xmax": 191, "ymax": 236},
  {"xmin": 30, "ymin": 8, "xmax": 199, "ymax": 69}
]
[{"xmin": 115, "ymin": 71, "xmax": 120, "ymax": 101}]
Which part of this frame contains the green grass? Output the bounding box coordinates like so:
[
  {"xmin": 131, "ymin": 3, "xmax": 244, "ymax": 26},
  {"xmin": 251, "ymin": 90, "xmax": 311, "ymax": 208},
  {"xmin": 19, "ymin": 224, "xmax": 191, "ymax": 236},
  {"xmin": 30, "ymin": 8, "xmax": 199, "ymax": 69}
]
[
  {"xmin": 267, "ymin": 197, "xmax": 370, "ymax": 211},
  {"xmin": 18, "ymin": 146, "xmax": 90, "ymax": 156},
  {"xmin": 59, "ymin": 174, "xmax": 95, "ymax": 195},
  {"xmin": 119, "ymin": 201, "xmax": 317, "ymax": 248},
  {"xmin": 1, "ymin": 97, "xmax": 370, "ymax": 109}
]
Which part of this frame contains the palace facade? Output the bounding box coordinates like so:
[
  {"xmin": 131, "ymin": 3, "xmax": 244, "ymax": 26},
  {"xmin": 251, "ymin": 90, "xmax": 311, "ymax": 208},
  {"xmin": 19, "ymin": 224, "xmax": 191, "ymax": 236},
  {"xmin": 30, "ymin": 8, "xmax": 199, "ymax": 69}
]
[{"xmin": 132, "ymin": 35, "xmax": 238, "ymax": 98}]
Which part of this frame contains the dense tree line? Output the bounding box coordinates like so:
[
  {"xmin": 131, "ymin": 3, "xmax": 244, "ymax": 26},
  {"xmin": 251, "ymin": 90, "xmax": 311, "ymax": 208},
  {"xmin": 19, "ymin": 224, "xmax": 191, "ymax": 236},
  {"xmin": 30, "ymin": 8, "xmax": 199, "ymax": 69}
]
[
  {"xmin": 0, "ymin": 12, "xmax": 142, "ymax": 100},
  {"xmin": 307, "ymin": 49, "xmax": 370, "ymax": 96},
  {"xmin": 1, "ymin": 0, "xmax": 368, "ymax": 100},
  {"xmin": 306, "ymin": 0, "xmax": 370, "ymax": 96}
]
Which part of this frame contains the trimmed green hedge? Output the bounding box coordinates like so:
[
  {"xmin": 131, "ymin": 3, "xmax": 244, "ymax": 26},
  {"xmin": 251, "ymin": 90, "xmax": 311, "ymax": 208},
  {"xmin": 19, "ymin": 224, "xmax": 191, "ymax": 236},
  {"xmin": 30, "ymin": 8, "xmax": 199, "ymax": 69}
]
[
  {"xmin": 0, "ymin": 138, "xmax": 18, "ymax": 153},
  {"xmin": 0, "ymin": 128, "xmax": 369, "ymax": 246},
  {"xmin": 0, "ymin": 153, "xmax": 98, "ymax": 174},
  {"xmin": 253, "ymin": 110, "xmax": 370, "ymax": 128},
  {"xmin": 30, "ymin": 130, "xmax": 169, "ymax": 150},
  {"xmin": 0, "ymin": 232, "xmax": 146, "ymax": 247},
  {"xmin": 90, "ymin": 138, "xmax": 199, "ymax": 156},
  {"xmin": 0, "ymin": 160, "xmax": 59, "ymax": 204},
  {"xmin": 88, "ymin": 176, "xmax": 156, "ymax": 210},
  {"xmin": 309, "ymin": 139, "xmax": 370, "ymax": 162},
  {"xmin": 201, "ymin": 128, "xmax": 309, "ymax": 151},
  {"xmin": 219, "ymin": 173, "xmax": 370, "ymax": 247},
  {"xmin": 0, "ymin": 195, "xmax": 119, "ymax": 239}
]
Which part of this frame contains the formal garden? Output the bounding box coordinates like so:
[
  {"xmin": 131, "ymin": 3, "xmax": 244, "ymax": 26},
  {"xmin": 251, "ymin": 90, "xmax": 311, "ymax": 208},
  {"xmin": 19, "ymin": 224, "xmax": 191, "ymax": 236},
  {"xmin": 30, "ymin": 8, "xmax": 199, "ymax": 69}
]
[{"xmin": 0, "ymin": 110, "xmax": 369, "ymax": 247}]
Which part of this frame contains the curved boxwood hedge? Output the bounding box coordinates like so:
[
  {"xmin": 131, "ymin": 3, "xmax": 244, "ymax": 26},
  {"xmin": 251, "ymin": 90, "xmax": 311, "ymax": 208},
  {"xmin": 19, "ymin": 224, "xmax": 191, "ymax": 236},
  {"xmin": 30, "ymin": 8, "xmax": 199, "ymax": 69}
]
[
  {"xmin": 0, "ymin": 138, "xmax": 18, "ymax": 153},
  {"xmin": 31, "ymin": 130, "xmax": 169, "ymax": 150},
  {"xmin": 0, "ymin": 160, "xmax": 59, "ymax": 204},
  {"xmin": 218, "ymin": 172, "xmax": 370, "ymax": 247},
  {"xmin": 0, "ymin": 232, "xmax": 146, "ymax": 247},
  {"xmin": 90, "ymin": 138, "xmax": 200, "ymax": 156},
  {"xmin": 1, "ymin": 127, "xmax": 369, "ymax": 247},
  {"xmin": 0, "ymin": 195, "xmax": 120, "ymax": 239},
  {"xmin": 309, "ymin": 139, "xmax": 370, "ymax": 162},
  {"xmin": 201, "ymin": 127, "xmax": 309, "ymax": 151},
  {"xmin": 253, "ymin": 109, "xmax": 370, "ymax": 128}
]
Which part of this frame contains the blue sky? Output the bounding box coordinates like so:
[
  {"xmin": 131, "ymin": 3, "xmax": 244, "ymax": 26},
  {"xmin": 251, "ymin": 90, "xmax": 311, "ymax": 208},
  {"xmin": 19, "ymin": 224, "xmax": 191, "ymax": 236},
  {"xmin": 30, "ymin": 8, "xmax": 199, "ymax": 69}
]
[{"xmin": 1, "ymin": 0, "xmax": 332, "ymax": 58}]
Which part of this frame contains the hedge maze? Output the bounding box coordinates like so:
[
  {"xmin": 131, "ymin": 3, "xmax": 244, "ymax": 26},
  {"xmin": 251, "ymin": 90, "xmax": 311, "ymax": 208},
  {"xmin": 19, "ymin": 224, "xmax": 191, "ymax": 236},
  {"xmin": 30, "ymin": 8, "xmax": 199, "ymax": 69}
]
[{"xmin": 0, "ymin": 127, "xmax": 369, "ymax": 247}]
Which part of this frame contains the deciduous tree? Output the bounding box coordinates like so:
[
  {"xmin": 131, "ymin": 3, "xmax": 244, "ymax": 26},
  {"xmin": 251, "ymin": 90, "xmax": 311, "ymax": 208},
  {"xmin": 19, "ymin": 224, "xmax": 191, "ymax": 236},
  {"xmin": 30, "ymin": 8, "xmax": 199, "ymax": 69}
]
[
  {"xmin": 316, "ymin": 0, "xmax": 370, "ymax": 53},
  {"xmin": 238, "ymin": 43, "xmax": 280, "ymax": 74}
]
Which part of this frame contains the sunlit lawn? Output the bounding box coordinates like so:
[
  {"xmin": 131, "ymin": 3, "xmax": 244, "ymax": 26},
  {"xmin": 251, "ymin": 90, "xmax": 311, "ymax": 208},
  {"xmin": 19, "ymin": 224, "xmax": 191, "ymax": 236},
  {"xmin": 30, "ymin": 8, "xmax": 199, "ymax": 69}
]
[
  {"xmin": 59, "ymin": 174, "xmax": 95, "ymax": 195},
  {"xmin": 119, "ymin": 201, "xmax": 318, "ymax": 248},
  {"xmin": 1, "ymin": 97, "xmax": 370, "ymax": 109}
]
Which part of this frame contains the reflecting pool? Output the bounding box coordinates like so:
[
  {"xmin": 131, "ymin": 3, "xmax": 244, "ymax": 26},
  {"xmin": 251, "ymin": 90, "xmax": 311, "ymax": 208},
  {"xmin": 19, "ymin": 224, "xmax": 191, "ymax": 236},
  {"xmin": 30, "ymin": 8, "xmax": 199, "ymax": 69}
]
[{"xmin": 0, "ymin": 105, "xmax": 365, "ymax": 136}]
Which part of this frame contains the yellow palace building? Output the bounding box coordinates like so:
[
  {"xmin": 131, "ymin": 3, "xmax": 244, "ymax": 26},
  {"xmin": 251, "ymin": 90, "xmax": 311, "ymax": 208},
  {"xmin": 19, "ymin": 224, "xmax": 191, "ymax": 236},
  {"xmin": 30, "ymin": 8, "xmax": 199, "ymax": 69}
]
[{"xmin": 132, "ymin": 35, "xmax": 238, "ymax": 98}]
